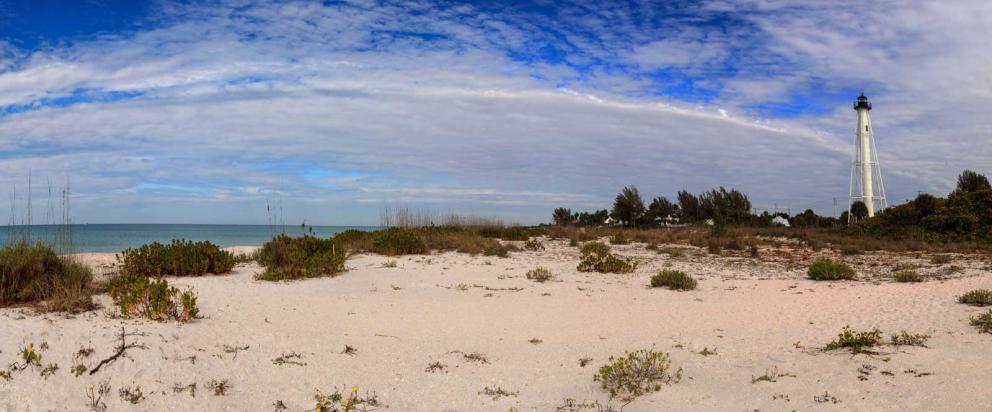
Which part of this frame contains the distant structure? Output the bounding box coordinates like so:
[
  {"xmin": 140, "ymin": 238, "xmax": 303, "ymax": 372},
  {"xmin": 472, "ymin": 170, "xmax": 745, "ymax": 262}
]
[{"xmin": 848, "ymin": 93, "xmax": 887, "ymax": 221}]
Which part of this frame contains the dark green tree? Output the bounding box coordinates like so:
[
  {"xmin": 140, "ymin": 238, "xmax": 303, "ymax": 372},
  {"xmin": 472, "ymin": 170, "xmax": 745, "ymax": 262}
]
[
  {"xmin": 677, "ymin": 190, "xmax": 701, "ymax": 223},
  {"xmin": 647, "ymin": 196, "xmax": 679, "ymax": 224},
  {"xmin": 611, "ymin": 186, "xmax": 646, "ymax": 228},
  {"xmin": 850, "ymin": 201, "xmax": 869, "ymax": 223},
  {"xmin": 956, "ymin": 170, "xmax": 991, "ymax": 193},
  {"xmin": 552, "ymin": 207, "xmax": 574, "ymax": 226}
]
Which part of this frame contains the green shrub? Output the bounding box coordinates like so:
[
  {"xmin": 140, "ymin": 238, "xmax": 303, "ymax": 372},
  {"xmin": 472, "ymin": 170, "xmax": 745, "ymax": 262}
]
[
  {"xmin": 0, "ymin": 241, "xmax": 93, "ymax": 312},
  {"xmin": 118, "ymin": 239, "xmax": 235, "ymax": 277},
  {"xmin": 331, "ymin": 229, "xmax": 373, "ymax": 250},
  {"xmin": 824, "ymin": 326, "xmax": 883, "ymax": 353},
  {"xmin": 482, "ymin": 241, "xmax": 509, "ymax": 257},
  {"xmin": 807, "ymin": 258, "xmax": 856, "ymax": 281},
  {"xmin": 107, "ymin": 273, "xmax": 198, "ymax": 322},
  {"xmin": 577, "ymin": 253, "xmax": 636, "ymax": 274},
  {"xmin": 580, "ymin": 241, "xmax": 610, "ymax": 258},
  {"xmin": 593, "ymin": 349, "xmax": 682, "ymax": 401},
  {"xmin": 958, "ymin": 289, "xmax": 992, "ymax": 306},
  {"xmin": 650, "ymin": 270, "xmax": 697, "ymax": 290},
  {"xmin": 893, "ymin": 270, "xmax": 923, "ymax": 283},
  {"xmin": 659, "ymin": 247, "xmax": 685, "ymax": 258},
  {"xmin": 371, "ymin": 228, "xmax": 428, "ymax": 256},
  {"xmin": 256, "ymin": 235, "xmax": 347, "ymax": 281},
  {"xmin": 890, "ymin": 331, "xmax": 930, "ymax": 347},
  {"xmin": 970, "ymin": 309, "xmax": 992, "ymax": 334},
  {"xmin": 523, "ymin": 239, "xmax": 545, "ymax": 251},
  {"xmin": 525, "ymin": 267, "xmax": 554, "ymax": 282}
]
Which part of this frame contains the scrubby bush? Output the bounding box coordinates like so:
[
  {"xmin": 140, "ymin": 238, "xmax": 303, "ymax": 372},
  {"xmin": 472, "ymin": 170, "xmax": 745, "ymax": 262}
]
[
  {"xmin": 958, "ymin": 289, "xmax": 992, "ymax": 306},
  {"xmin": 807, "ymin": 258, "xmax": 856, "ymax": 281},
  {"xmin": 482, "ymin": 241, "xmax": 509, "ymax": 257},
  {"xmin": 890, "ymin": 331, "xmax": 930, "ymax": 347},
  {"xmin": 107, "ymin": 273, "xmax": 198, "ymax": 322},
  {"xmin": 650, "ymin": 270, "xmax": 697, "ymax": 290},
  {"xmin": 593, "ymin": 349, "xmax": 682, "ymax": 401},
  {"xmin": 371, "ymin": 228, "xmax": 428, "ymax": 256},
  {"xmin": 524, "ymin": 239, "xmax": 545, "ymax": 251},
  {"xmin": 577, "ymin": 253, "xmax": 636, "ymax": 274},
  {"xmin": 894, "ymin": 270, "xmax": 923, "ymax": 283},
  {"xmin": 659, "ymin": 247, "xmax": 686, "ymax": 258},
  {"xmin": 256, "ymin": 235, "xmax": 347, "ymax": 281},
  {"xmin": 580, "ymin": 241, "xmax": 610, "ymax": 257},
  {"xmin": 525, "ymin": 267, "xmax": 554, "ymax": 282},
  {"xmin": 331, "ymin": 229, "xmax": 373, "ymax": 250},
  {"xmin": 118, "ymin": 240, "xmax": 235, "ymax": 277},
  {"xmin": 0, "ymin": 241, "xmax": 93, "ymax": 312},
  {"xmin": 824, "ymin": 326, "xmax": 883, "ymax": 354},
  {"xmin": 971, "ymin": 309, "xmax": 992, "ymax": 334}
]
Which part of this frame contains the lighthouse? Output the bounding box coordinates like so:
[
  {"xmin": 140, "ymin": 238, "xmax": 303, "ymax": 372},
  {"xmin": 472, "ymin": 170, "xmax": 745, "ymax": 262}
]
[{"xmin": 848, "ymin": 93, "xmax": 887, "ymax": 221}]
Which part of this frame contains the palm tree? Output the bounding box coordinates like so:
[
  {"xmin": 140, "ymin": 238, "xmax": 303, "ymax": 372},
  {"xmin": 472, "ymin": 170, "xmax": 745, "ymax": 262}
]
[{"xmin": 611, "ymin": 186, "xmax": 645, "ymax": 228}]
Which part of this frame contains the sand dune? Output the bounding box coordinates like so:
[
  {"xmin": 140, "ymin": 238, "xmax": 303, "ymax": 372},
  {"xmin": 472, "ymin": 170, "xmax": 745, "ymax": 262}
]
[{"xmin": 1, "ymin": 240, "xmax": 990, "ymax": 411}]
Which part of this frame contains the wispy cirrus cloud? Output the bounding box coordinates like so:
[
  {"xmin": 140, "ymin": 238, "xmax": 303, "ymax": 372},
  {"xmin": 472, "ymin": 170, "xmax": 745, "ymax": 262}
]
[{"xmin": 0, "ymin": 0, "xmax": 989, "ymax": 224}]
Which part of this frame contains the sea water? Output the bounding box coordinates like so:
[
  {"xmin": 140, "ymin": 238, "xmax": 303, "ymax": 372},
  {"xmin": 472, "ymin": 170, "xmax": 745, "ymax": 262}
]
[{"xmin": 0, "ymin": 224, "xmax": 375, "ymax": 253}]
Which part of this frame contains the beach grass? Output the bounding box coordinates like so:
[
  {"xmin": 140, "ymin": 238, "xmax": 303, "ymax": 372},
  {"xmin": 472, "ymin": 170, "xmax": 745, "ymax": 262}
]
[{"xmin": 0, "ymin": 241, "xmax": 94, "ymax": 312}]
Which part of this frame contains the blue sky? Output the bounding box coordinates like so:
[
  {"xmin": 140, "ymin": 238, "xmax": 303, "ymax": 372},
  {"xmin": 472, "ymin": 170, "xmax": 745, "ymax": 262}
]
[{"xmin": 1, "ymin": 0, "xmax": 990, "ymax": 225}]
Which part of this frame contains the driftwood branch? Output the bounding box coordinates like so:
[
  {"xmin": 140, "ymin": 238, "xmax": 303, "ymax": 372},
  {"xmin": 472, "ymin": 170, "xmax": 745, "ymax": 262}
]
[{"xmin": 89, "ymin": 327, "xmax": 147, "ymax": 375}]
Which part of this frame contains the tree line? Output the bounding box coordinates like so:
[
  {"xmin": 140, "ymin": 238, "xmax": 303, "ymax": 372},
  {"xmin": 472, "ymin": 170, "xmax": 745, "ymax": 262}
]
[{"xmin": 551, "ymin": 169, "xmax": 991, "ymax": 240}]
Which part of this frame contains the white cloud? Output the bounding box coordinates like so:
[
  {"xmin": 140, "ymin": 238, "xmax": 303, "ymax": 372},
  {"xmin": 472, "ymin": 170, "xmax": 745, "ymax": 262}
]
[{"xmin": 0, "ymin": 0, "xmax": 989, "ymax": 224}]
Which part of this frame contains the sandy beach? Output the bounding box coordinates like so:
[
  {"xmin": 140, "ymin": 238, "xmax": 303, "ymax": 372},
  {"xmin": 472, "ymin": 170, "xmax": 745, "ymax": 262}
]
[{"xmin": 1, "ymin": 239, "xmax": 991, "ymax": 411}]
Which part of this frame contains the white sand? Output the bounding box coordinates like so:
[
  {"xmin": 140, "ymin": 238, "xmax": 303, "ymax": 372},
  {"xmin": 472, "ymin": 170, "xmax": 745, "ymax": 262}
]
[{"xmin": 1, "ymin": 240, "xmax": 991, "ymax": 411}]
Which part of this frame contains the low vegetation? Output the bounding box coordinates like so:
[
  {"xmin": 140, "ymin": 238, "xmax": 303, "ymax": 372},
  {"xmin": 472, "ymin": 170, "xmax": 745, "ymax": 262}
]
[
  {"xmin": 970, "ymin": 310, "xmax": 992, "ymax": 334},
  {"xmin": 958, "ymin": 289, "xmax": 992, "ymax": 306},
  {"xmin": 807, "ymin": 258, "xmax": 856, "ymax": 281},
  {"xmin": 255, "ymin": 234, "xmax": 347, "ymax": 281},
  {"xmin": 580, "ymin": 241, "xmax": 611, "ymax": 257},
  {"xmin": 370, "ymin": 228, "xmax": 428, "ymax": 255},
  {"xmin": 893, "ymin": 270, "xmax": 923, "ymax": 283},
  {"xmin": 930, "ymin": 254, "xmax": 952, "ymax": 265},
  {"xmin": 526, "ymin": 266, "xmax": 554, "ymax": 282},
  {"xmin": 313, "ymin": 386, "xmax": 382, "ymax": 412},
  {"xmin": 0, "ymin": 241, "xmax": 94, "ymax": 312},
  {"xmin": 523, "ymin": 239, "xmax": 545, "ymax": 251},
  {"xmin": 824, "ymin": 326, "xmax": 884, "ymax": 354},
  {"xmin": 117, "ymin": 239, "xmax": 235, "ymax": 277},
  {"xmin": 107, "ymin": 273, "xmax": 199, "ymax": 322},
  {"xmin": 482, "ymin": 242, "xmax": 509, "ymax": 257},
  {"xmin": 577, "ymin": 253, "xmax": 636, "ymax": 274},
  {"xmin": 593, "ymin": 349, "xmax": 682, "ymax": 402},
  {"xmin": 650, "ymin": 270, "xmax": 697, "ymax": 290},
  {"xmin": 890, "ymin": 331, "xmax": 930, "ymax": 347}
]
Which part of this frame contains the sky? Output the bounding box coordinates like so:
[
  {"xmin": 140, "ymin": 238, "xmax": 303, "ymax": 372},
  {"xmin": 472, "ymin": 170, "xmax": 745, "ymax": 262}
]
[{"xmin": 0, "ymin": 0, "xmax": 990, "ymax": 225}]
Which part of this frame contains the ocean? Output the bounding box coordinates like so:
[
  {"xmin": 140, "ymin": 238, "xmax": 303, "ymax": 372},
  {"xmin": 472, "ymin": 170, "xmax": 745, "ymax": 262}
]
[{"xmin": 0, "ymin": 224, "xmax": 375, "ymax": 253}]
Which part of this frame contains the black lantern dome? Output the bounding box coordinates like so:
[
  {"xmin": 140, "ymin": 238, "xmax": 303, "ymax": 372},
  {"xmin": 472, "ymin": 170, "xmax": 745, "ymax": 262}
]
[{"xmin": 854, "ymin": 93, "xmax": 871, "ymax": 110}]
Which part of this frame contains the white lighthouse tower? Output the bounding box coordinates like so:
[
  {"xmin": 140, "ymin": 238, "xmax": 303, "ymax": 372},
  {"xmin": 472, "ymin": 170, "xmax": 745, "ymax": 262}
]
[{"xmin": 848, "ymin": 93, "xmax": 887, "ymax": 221}]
